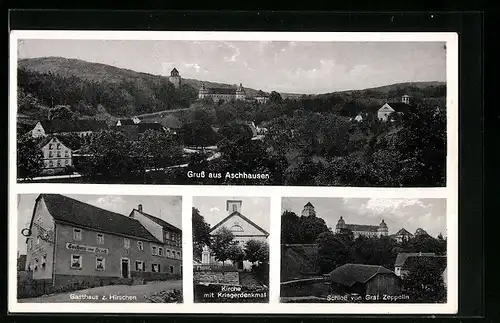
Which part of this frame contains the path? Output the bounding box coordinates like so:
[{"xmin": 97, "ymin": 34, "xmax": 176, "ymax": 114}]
[{"xmin": 18, "ymin": 280, "xmax": 182, "ymax": 303}]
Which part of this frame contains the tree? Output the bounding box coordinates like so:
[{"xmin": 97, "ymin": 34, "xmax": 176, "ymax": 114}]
[
  {"xmin": 244, "ymin": 240, "xmax": 268, "ymax": 264},
  {"xmin": 281, "ymin": 210, "xmax": 301, "ymax": 244},
  {"xmin": 316, "ymin": 231, "xmax": 352, "ymax": 274},
  {"xmin": 18, "ymin": 137, "xmax": 44, "ymax": 180},
  {"xmin": 227, "ymin": 244, "xmax": 246, "ymax": 265},
  {"xmin": 298, "ymin": 214, "xmax": 329, "ymax": 244},
  {"xmin": 192, "ymin": 207, "xmax": 212, "ymax": 260},
  {"xmin": 406, "ymin": 234, "xmax": 446, "ymax": 255},
  {"xmin": 211, "ymin": 227, "xmax": 235, "ymax": 265},
  {"xmin": 403, "ymin": 257, "xmax": 446, "ymax": 302},
  {"xmin": 269, "ymin": 91, "xmax": 283, "ymax": 104},
  {"xmin": 48, "ymin": 105, "xmax": 75, "ymax": 120},
  {"xmin": 139, "ymin": 129, "xmax": 183, "ymax": 169},
  {"xmin": 218, "ymin": 122, "xmax": 254, "ymax": 142},
  {"xmin": 180, "ymin": 121, "xmax": 218, "ymax": 149}
]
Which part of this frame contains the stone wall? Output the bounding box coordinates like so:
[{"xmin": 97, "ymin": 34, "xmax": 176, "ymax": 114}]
[{"xmin": 193, "ymin": 270, "xmax": 240, "ymax": 285}]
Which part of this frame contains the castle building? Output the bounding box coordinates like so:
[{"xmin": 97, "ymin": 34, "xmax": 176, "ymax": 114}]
[
  {"xmin": 24, "ymin": 194, "xmax": 182, "ymax": 287},
  {"xmin": 198, "ymin": 83, "xmax": 246, "ymax": 102},
  {"xmin": 301, "ymin": 202, "xmax": 316, "ymax": 217},
  {"xmin": 169, "ymin": 68, "xmax": 182, "ymax": 89},
  {"xmin": 335, "ymin": 216, "xmax": 389, "ymax": 238},
  {"xmin": 201, "ymin": 199, "xmax": 269, "ymax": 270}
]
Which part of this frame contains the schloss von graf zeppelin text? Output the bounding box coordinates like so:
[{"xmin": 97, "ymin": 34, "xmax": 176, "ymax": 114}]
[{"xmin": 187, "ymin": 171, "xmax": 270, "ymax": 180}]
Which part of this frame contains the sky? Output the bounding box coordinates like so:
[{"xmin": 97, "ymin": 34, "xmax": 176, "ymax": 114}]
[
  {"xmin": 17, "ymin": 39, "xmax": 446, "ymax": 94},
  {"xmin": 281, "ymin": 197, "xmax": 446, "ymax": 238},
  {"xmin": 193, "ymin": 196, "xmax": 270, "ymax": 232},
  {"xmin": 17, "ymin": 194, "xmax": 182, "ymax": 254}
]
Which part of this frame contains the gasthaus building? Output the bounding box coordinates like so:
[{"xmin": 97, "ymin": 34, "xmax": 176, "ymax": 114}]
[{"xmin": 24, "ymin": 194, "xmax": 182, "ymax": 286}]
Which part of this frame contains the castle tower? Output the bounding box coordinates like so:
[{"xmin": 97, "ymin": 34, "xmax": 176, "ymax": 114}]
[
  {"xmin": 301, "ymin": 202, "xmax": 316, "ymax": 217},
  {"xmin": 236, "ymin": 83, "xmax": 246, "ymax": 100},
  {"xmin": 169, "ymin": 68, "xmax": 181, "ymax": 89},
  {"xmin": 401, "ymin": 94, "xmax": 410, "ymax": 105},
  {"xmin": 227, "ymin": 200, "xmax": 242, "ymax": 214},
  {"xmin": 335, "ymin": 216, "xmax": 347, "ymax": 233},
  {"xmin": 198, "ymin": 83, "xmax": 209, "ymax": 99},
  {"xmin": 377, "ymin": 219, "xmax": 389, "ymax": 236}
]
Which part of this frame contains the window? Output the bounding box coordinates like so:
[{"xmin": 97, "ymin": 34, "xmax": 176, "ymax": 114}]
[
  {"xmin": 45, "ymin": 161, "xmax": 49, "ymax": 167},
  {"xmin": 96, "ymin": 256, "xmax": 105, "ymax": 271},
  {"xmin": 65, "ymin": 159, "xmax": 69, "ymax": 165},
  {"xmin": 232, "ymin": 204, "xmax": 237, "ymax": 212},
  {"xmin": 166, "ymin": 250, "xmax": 171, "ymax": 258},
  {"xmin": 164, "ymin": 231, "xmax": 170, "ymax": 240},
  {"xmin": 65, "ymin": 150, "xmax": 69, "ymax": 157},
  {"xmin": 152, "ymin": 246, "xmax": 158, "ymax": 255},
  {"xmin": 135, "ymin": 261, "xmax": 145, "ymax": 271},
  {"xmin": 177, "ymin": 251, "xmax": 181, "ymax": 259},
  {"xmin": 71, "ymin": 254, "xmax": 82, "ymax": 269},
  {"xmin": 57, "ymin": 160, "xmax": 61, "ymax": 167},
  {"xmin": 97, "ymin": 233, "xmax": 104, "ymax": 244},
  {"xmin": 48, "ymin": 151, "xmax": 53, "ymax": 157},
  {"xmin": 57, "ymin": 143, "xmax": 61, "ymax": 150},
  {"xmin": 48, "ymin": 144, "xmax": 53, "ymax": 149},
  {"xmin": 152, "ymin": 264, "xmax": 160, "ymax": 272},
  {"xmin": 34, "ymin": 258, "xmax": 39, "ymax": 271},
  {"xmin": 49, "ymin": 160, "xmax": 53, "ymax": 167},
  {"xmin": 73, "ymin": 228, "xmax": 82, "ymax": 241},
  {"xmin": 158, "ymin": 247, "xmax": 163, "ymax": 256},
  {"xmin": 137, "ymin": 241, "xmax": 144, "ymax": 250},
  {"xmin": 57, "ymin": 151, "xmax": 61, "ymax": 157},
  {"xmin": 169, "ymin": 265, "xmax": 174, "ymax": 273},
  {"xmin": 124, "ymin": 238, "xmax": 130, "ymax": 249},
  {"xmin": 41, "ymin": 255, "xmax": 47, "ymax": 268}
]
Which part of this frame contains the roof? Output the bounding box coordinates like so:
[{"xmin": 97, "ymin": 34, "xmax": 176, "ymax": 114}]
[
  {"xmin": 394, "ymin": 252, "xmax": 436, "ymax": 267},
  {"xmin": 117, "ymin": 119, "xmax": 135, "ymax": 125},
  {"xmin": 382, "ymin": 102, "xmax": 412, "ymax": 113},
  {"xmin": 304, "ymin": 202, "xmax": 314, "ymax": 207},
  {"xmin": 159, "ymin": 115, "xmax": 182, "ymax": 129},
  {"xmin": 346, "ymin": 224, "xmax": 379, "ymax": 232},
  {"xmin": 402, "ymin": 255, "xmax": 447, "ymax": 273},
  {"xmin": 415, "ymin": 228, "xmax": 429, "ymax": 236},
  {"xmin": 38, "ymin": 135, "xmax": 76, "ymax": 150},
  {"xmin": 205, "ymin": 87, "xmax": 237, "ymax": 95},
  {"xmin": 131, "ymin": 208, "xmax": 182, "ymax": 233},
  {"xmin": 171, "ymin": 68, "xmax": 179, "ymax": 75},
  {"xmin": 328, "ymin": 264, "xmax": 396, "ymax": 286},
  {"xmin": 138, "ymin": 122, "xmax": 165, "ymax": 133},
  {"xmin": 35, "ymin": 194, "xmax": 162, "ymax": 243},
  {"xmin": 393, "ymin": 228, "xmax": 414, "ymax": 236},
  {"xmin": 210, "ymin": 211, "xmax": 269, "ymax": 236},
  {"xmin": 40, "ymin": 119, "xmax": 107, "ymax": 133}
]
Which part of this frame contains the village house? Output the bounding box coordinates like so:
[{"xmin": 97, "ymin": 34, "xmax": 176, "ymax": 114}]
[
  {"xmin": 24, "ymin": 194, "xmax": 182, "ymax": 287},
  {"xmin": 30, "ymin": 119, "xmax": 108, "ymax": 138},
  {"xmin": 335, "ymin": 215, "xmax": 389, "ymax": 238},
  {"xmin": 38, "ymin": 136, "xmax": 75, "ymax": 174},
  {"xmin": 198, "ymin": 83, "xmax": 247, "ymax": 102},
  {"xmin": 377, "ymin": 95, "xmax": 412, "ymax": 121},
  {"xmin": 390, "ymin": 228, "xmax": 414, "ymax": 243},
  {"xmin": 394, "ymin": 252, "xmax": 437, "ymax": 277},
  {"xmin": 201, "ymin": 200, "xmax": 269, "ymax": 270},
  {"xmin": 254, "ymin": 91, "xmax": 270, "ymax": 104},
  {"xmin": 328, "ymin": 264, "xmax": 402, "ymax": 297}
]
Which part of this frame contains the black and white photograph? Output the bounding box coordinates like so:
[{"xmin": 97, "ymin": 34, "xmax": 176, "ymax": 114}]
[
  {"xmin": 16, "ymin": 193, "xmax": 183, "ymax": 303},
  {"xmin": 280, "ymin": 197, "xmax": 448, "ymax": 303},
  {"xmin": 15, "ymin": 37, "xmax": 447, "ymax": 187},
  {"xmin": 192, "ymin": 197, "xmax": 270, "ymax": 303}
]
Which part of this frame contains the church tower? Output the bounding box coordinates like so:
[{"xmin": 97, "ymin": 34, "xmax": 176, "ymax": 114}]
[
  {"xmin": 199, "ymin": 83, "xmax": 209, "ymax": 99},
  {"xmin": 235, "ymin": 83, "xmax": 246, "ymax": 100},
  {"xmin": 169, "ymin": 68, "xmax": 181, "ymax": 89},
  {"xmin": 301, "ymin": 202, "xmax": 316, "ymax": 217},
  {"xmin": 377, "ymin": 219, "xmax": 389, "ymax": 236},
  {"xmin": 335, "ymin": 216, "xmax": 347, "ymax": 233},
  {"xmin": 227, "ymin": 200, "xmax": 242, "ymax": 214}
]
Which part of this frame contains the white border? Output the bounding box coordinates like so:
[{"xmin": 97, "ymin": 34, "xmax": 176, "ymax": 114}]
[{"xmin": 9, "ymin": 30, "xmax": 458, "ymax": 314}]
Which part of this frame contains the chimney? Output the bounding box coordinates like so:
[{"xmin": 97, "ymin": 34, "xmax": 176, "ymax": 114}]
[{"xmin": 138, "ymin": 204, "xmax": 143, "ymax": 212}]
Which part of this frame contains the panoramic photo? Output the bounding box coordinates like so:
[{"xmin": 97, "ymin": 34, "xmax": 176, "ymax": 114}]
[
  {"xmin": 15, "ymin": 39, "xmax": 447, "ymax": 186},
  {"xmin": 16, "ymin": 193, "xmax": 183, "ymax": 303},
  {"xmin": 280, "ymin": 197, "xmax": 448, "ymax": 303},
  {"xmin": 192, "ymin": 196, "xmax": 270, "ymax": 303}
]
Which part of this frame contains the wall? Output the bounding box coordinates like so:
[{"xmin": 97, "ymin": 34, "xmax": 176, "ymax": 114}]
[
  {"xmin": 32, "ymin": 122, "xmax": 46, "ymax": 138},
  {"xmin": 366, "ymin": 274, "xmax": 401, "ymax": 296},
  {"xmin": 129, "ymin": 209, "xmax": 163, "ymax": 243},
  {"xmin": 378, "ymin": 104, "xmax": 395, "ymax": 121},
  {"xmin": 41, "ymin": 137, "xmax": 72, "ymax": 170},
  {"xmin": 193, "ymin": 270, "xmax": 240, "ymax": 285},
  {"xmin": 25, "ymin": 198, "xmax": 55, "ymax": 281},
  {"xmin": 54, "ymin": 222, "xmax": 182, "ymax": 279}
]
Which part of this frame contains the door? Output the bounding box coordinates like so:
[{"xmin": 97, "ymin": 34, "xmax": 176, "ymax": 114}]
[{"xmin": 121, "ymin": 259, "xmax": 129, "ymax": 278}]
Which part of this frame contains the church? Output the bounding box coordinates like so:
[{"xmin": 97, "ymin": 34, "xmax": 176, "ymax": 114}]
[{"xmin": 201, "ymin": 199, "xmax": 269, "ymax": 270}]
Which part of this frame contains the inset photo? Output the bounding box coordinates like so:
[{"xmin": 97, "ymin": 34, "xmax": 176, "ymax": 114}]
[
  {"xmin": 280, "ymin": 197, "xmax": 448, "ymax": 304},
  {"xmin": 192, "ymin": 196, "xmax": 270, "ymax": 303},
  {"xmin": 16, "ymin": 194, "xmax": 183, "ymax": 303}
]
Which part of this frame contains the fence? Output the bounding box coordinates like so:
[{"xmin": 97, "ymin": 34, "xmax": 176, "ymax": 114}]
[{"xmin": 194, "ymin": 264, "xmax": 238, "ymax": 272}]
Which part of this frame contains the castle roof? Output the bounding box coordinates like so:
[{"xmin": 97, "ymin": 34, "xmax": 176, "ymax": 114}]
[
  {"xmin": 34, "ymin": 194, "xmax": 161, "ymax": 243},
  {"xmin": 328, "ymin": 264, "xmax": 396, "ymax": 286}
]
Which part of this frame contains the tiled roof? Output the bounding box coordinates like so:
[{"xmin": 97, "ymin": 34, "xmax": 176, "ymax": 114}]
[
  {"xmin": 206, "ymin": 87, "xmax": 237, "ymax": 95},
  {"xmin": 132, "ymin": 208, "xmax": 181, "ymax": 233},
  {"xmin": 40, "ymin": 120, "xmax": 107, "ymax": 133},
  {"xmin": 393, "ymin": 228, "xmax": 414, "ymax": 237},
  {"xmin": 394, "ymin": 252, "xmax": 436, "ymax": 267},
  {"xmin": 328, "ymin": 264, "xmax": 396, "ymax": 286},
  {"xmin": 346, "ymin": 224, "xmax": 379, "ymax": 232},
  {"xmin": 117, "ymin": 119, "xmax": 135, "ymax": 125},
  {"xmin": 37, "ymin": 194, "xmax": 162, "ymax": 243},
  {"xmin": 384, "ymin": 102, "xmax": 412, "ymax": 113},
  {"xmin": 37, "ymin": 135, "xmax": 76, "ymax": 150},
  {"xmin": 402, "ymin": 255, "xmax": 447, "ymax": 273}
]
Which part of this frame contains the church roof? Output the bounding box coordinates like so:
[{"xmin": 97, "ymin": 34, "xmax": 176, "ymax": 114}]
[{"xmin": 210, "ymin": 211, "xmax": 269, "ymax": 236}]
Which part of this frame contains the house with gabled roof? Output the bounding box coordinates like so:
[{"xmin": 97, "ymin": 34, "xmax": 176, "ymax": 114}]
[
  {"xmin": 38, "ymin": 136, "xmax": 75, "ymax": 174},
  {"xmin": 30, "ymin": 119, "xmax": 108, "ymax": 138},
  {"xmin": 201, "ymin": 199, "xmax": 269, "ymax": 270},
  {"xmin": 378, "ymin": 95, "xmax": 412, "ymax": 121},
  {"xmin": 24, "ymin": 194, "xmax": 182, "ymax": 287},
  {"xmin": 390, "ymin": 228, "xmax": 414, "ymax": 243},
  {"xmin": 328, "ymin": 264, "xmax": 402, "ymax": 296}
]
